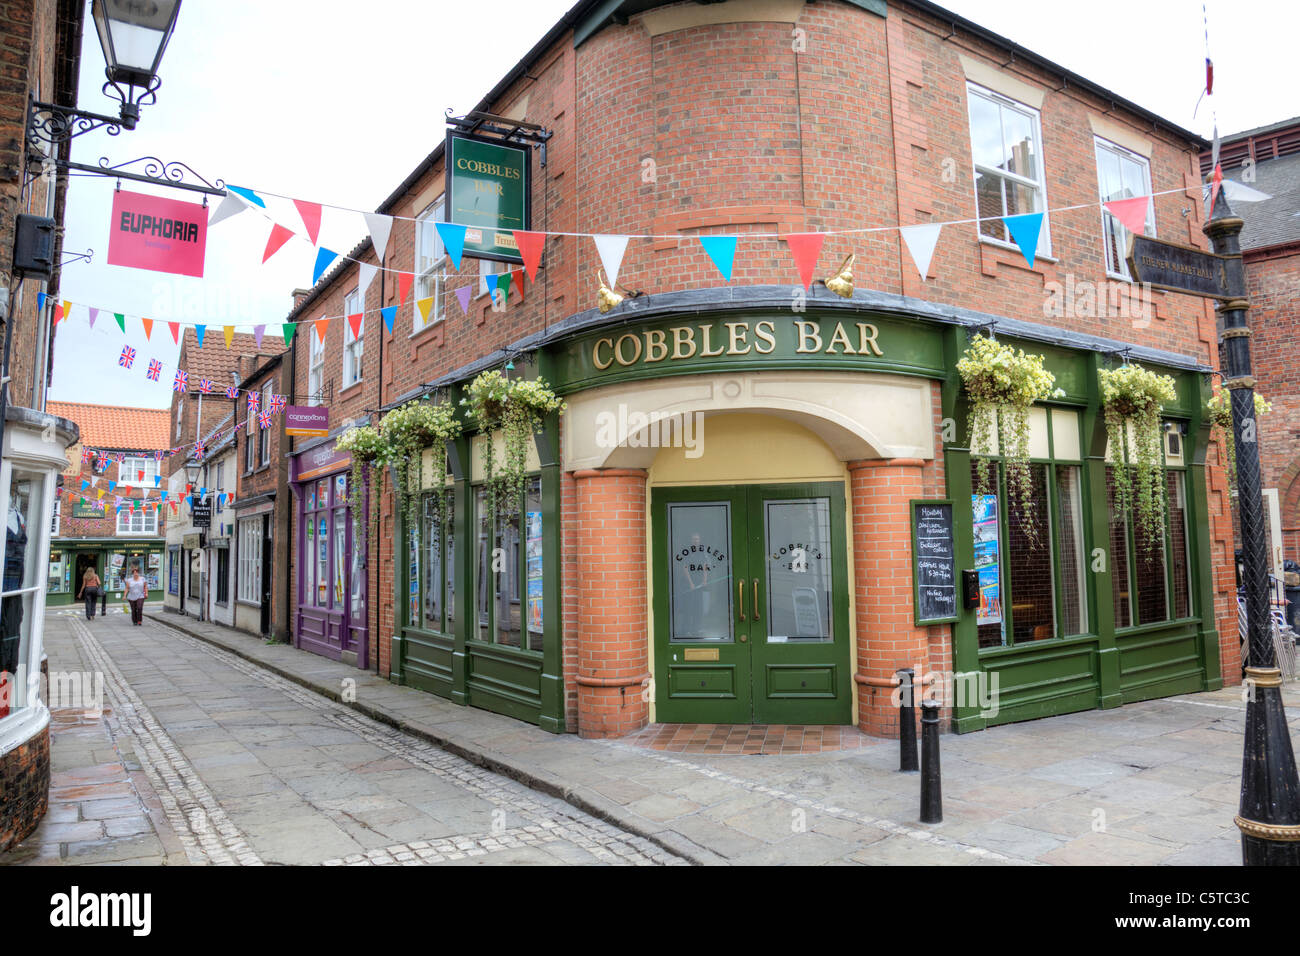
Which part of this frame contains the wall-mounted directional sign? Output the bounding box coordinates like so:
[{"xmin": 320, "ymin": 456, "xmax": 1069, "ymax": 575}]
[{"xmin": 1126, "ymin": 235, "xmax": 1241, "ymax": 299}]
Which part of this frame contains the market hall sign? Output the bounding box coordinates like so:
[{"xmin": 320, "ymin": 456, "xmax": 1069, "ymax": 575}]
[
  {"xmin": 1126, "ymin": 235, "xmax": 1237, "ymax": 300},
  {"xmin": 445, "ymin": 132, "xmax": 530, "ymax": 265},
  {"xmin": 590, "ymin": 318, "xmax": 886, "ymax": 371}
]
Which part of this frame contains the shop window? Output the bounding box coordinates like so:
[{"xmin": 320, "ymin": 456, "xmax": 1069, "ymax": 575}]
[
  {"xmin": 215, "ymin": 548, "xmax": 230, "ymax": 605},
  {"xmin": 47, "ymin": 549, "xmax": 65, "ymax": 594},
  {"xmin": 410, "ymin": 492, "xmax": 455, "ymax": 634},
  {"xmin": 168, "ymin": 546, "xmax": 180, "ymax": 595},
  {"xmin": 2, "ymin": 470, "xmax": 48, "ymax": 718},
  {"xmin": 414, "ymin": 197, "xmax": 446, "ymax": 329},
  {"xmin": 303, "ymin": 478, "xmax": 334, "ymax": 608},
  {"xmin": 237, "ymin": 517, "xmax": 262, "ymax": 603},
  {"xmin": 967, "ymin": 83, "xmax": 1050, "ymax": 251},
  {"xmin": 1095, "ymin": 137, "xmax": 1154, "ymax": 279},
  {"xmin": 474, "ymin": 478, "xmax": 543, "ymax": 652},
  {"xmin": 117, "ymin": 508, "xmax": 158, "ymax": 535},
  {"xmin": 342, "ymin": 288, "xmax": 363, "ymax": 388},
  {"xmin": 972, "ymin": 408, "xmax": 1086, "ymax": 649},
  {"xmin": 1108, "ymin": 465, "xmax": 1194, "ymax": 629}
]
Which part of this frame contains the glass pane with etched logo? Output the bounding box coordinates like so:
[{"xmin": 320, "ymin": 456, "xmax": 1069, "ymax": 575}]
[
  {"xmin": 1107, "ymin": 469, "xmax": 1132, "ymax": 628},
  {"xmin": 1055, "ymin": 465, "xmax": 1086, "ymax": 636},
  {"xmin": 763, "ymin": 498, "xmax": 833, "ymax": 643},
  {"xmin": 668, "ymin": 503, "xmax": 732, "ymax": 642},
  {"xmin": 1168, "ymin": 471, "xmax": 1192, "ymax": 619},
  {"xmin": 422, "ymin": 495, "xmax": 441, "ymax": 631},
  {"xmin": 476, "ymin": 487, "xmax": 490, "ymax": 642},
  {"xmin": 496, "ymin": 504, "xmax": 521, "ymax": 648}
]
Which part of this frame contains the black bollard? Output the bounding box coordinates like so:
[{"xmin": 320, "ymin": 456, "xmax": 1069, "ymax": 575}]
[
  {"xmin": 897, "ymin": 668, "xmax": 918, "ymax": 772},
  {"xmin": 920, "ymin": 698, "xmax": 942, "ymax": 824}
]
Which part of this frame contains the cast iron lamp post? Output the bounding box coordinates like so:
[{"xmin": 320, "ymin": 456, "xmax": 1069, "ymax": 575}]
[{"xmin": 1204, "ymin": 185, "xmax": 1300, "ymax": 864}]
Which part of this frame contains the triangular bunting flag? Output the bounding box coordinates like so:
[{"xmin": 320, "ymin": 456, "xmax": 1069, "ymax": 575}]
[
  {"xmin": 37, "ymin": 292, "xmax": 46, "ymax": 311},
  {"xmin": 1002, "ymin": 213, "xmax": 1044, "ymax": 267},
  {"xmin": 254, "ymin": 324, "xmax": 265, "ymax": 348},
  {"xmin": 195, "ymin": 325, "xmax": 206, "ymax": 348},
  {"xmin": 312, "ymin": 247, "xmax": 338, "ymax": 284},
  {"xmin": 114, "ymin": 313, "xmax": 126, "ymax": 333},
  {"xmin": 314, "ymin": 318, "xmax": 329, "ymax": 344},
  {"xmin": 482, "ymin": 273, "xmax": 499, "ymax": 299},
  {"xmin": 293, "ymin": 199, "xmax": 322, "ymax": 245},
  {"xmin": 1221, "ymin": 180, "xmax": 1272, "ymax": 203},
  {"xmin": 225, "ymin": 185, "xmax": 266, "ymax": 208},
  {"xmin": 899, "ymin": 223, "xmax": 943, "ymax": 280},
  {"xmin": 168, "ymin": 321, "xmax": 180, "ymax": 344},
  {"xmin": 455, "ymin": 285, "xmax": 473, "ymax": 315},
  {"xmin": 282, "ymin": 322, "xmax": 297, "ymax": 346},
  {"xmin": 512, "ymin": 231, "xmax": 545, "ymax": 282},
  {"xmin": 88, "ymin": 307, "xmax": 98, "ymax": 329},
  {"xmin": 699, "ymin": 235, "xmax": 738, "ymax": 281},
  {"xmin": 496, "ymin": 271, "xmax": 513, "ymax": 302},
  {"xmin": 208, "ymin": 193, "xmax": 246, "ymax": 227},
  {"xmin": 358, "ymin": 263, "xmax": 378, "ymax": 300},
  {"xmin": 1209, "ymin": 163, "xmax": 1224, "ymax": 217},
  {"xmin": 416, "ymin": 298, "xmax": 435, "ymax": 323},
  {"xmin": 263, "ymin": 223, "xmax": 294, "ymax": 263},
  {"xmin": 1103, "ymin": 197, "xmax": 1150, "ymax": 237},
  {"xmin": 434, "ymin": 223, "xmax": 466, "ymax": 271},
  {"xmin": 223, "ymin": 325, "xmax": 235, "ymax": 348},
  {"xmin": 380, "ymin": 305, "xmax": 397, "ymax": 334},
  {"xmin": 364, "ymin": 212, "xmax": 394, "ymax": 261},
  {"xmin": 398, "ymin": 271, "xmax": 414, "ymax": 305},
  {"xmin": 141, "ymin": 317, "xmax": 153, "ymax": 340},
  {"xmin": 782, "ymin": 233, "xmax": 824, "ymax": 290},
  {"xmin": 347, "ymin": 313, "xmax": 363, "ymax": 339},
  {"xmin": 593, "ymin": 235, "xmax": 629, "ymax": 289},
  {"xmin": 52, "ymin": 302, "xmax": 64, "ymax": 327}
]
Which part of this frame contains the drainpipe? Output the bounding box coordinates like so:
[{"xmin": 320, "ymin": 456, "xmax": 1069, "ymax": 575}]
[{"xmin": 283, "ymin": 309, "xmax": 298, "ymax": 645}]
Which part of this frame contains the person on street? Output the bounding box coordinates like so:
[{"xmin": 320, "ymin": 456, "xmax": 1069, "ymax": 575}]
[
  {"xmin": 125, "ymin": 565, "xmax": 148, "ymax": 626},
  {"xmin": 76, "ymin": 565, "xmax": 101, "ymax": 620}
]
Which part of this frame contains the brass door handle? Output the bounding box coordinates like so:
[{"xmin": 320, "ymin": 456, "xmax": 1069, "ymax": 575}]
[
  {"xmin": 753, "ymin": 577, "xmax": 761, "ymax": 621},
  {"xmin": 738, "ymin": 578, "xmax": 746, "ymax": 622}
]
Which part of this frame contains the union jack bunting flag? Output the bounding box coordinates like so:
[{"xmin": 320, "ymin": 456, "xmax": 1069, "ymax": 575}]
[
  {"xmin": 145, "ymin": 359, "xmax": 162, "ymax": 381},
  {"xmin": 154, "ymin": 451, "xmax": 164, "ymax": 461},
  {"xmin": 173, "ymin": 370, "xmax": 189, "ymax": 392},
  {"xmin": 119, "ymin": 346, "xmax": 136, "ymax": 369},
  {"xmin": 270, "ymin": 393, "xmax": 286, "ymax": 412},
  {"xmin": 225, "ymin": 384, "xmax": 238, "ymax": 399},
  {"xmin": 247, "ymin": 391, "xmax": 259, "ymax": 412},
  {"xmin": 258, "ymin": 409, "xmax": 273, "ymax": 430},
  {"xmin": 81, "ymin": 447, "xmax": 94, "ymax": 463},
  {"xmin": 199, "ymin": 379, "xmax": 213, "ymax": 394},
  {"xmin": 195, "ymin": 440, "xmax": 205, "ymax": 461}
]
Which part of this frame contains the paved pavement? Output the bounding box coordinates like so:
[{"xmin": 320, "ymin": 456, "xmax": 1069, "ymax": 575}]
[{"xmin": 6, "ymin": 607, "xmax": 1296, "ymax": 865}]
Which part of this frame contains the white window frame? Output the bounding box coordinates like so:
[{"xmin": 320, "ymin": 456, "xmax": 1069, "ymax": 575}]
[
  {"xmin": 260, "ymin": 381, "xmax": 273, "ymax": 465},
  {"xmin": 342, "ymin": 288, "xmax": 363, "ymax": 388},
  {"xmin": 414, "ymin": 197, "xmax": 446, "ymax": 331},
  {"xmin": 51, "ymin": 497, "xmax": 60, "ymax": 536},
  {"xmin": 176, "ymin": 397, "xmax": 184, "ymax": 439},
  {"xmin": 308, "ymin": 321, "xmax": 325, "ymax": 406},
  {"xmin": 1095, "ymin": 136, "xmax": 1156, "ymax": 281},
  {"xmin": 245, "ymin": 396, "xmax": 257, "ymax": 472},
  {"xmin": 116, "ymin": 507, "xmax": 158, "ymax": 535},
  {"xmin": 477, "ymin": 258, "xmax": 506, "ymax": 299},
  {"xmin": 119, "ymin": 456, "xmax": 159, "ymax": 489},
  {"xmin": 966, "ymin": 83, "xmax": 1052, "ymax": 257},
  {"xmin": 237, "ymin": 516, "xmax": 262, "ymax": 603}
]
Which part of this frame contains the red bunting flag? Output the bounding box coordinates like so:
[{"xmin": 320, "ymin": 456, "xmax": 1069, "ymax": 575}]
[
  {"xmin": 1209, "ymin": 163, "xmax": 1224, "ymax": 215},
  {"xmin": 168, "ymin": 321, "xmax": 180, "ymax": 344},
  {"xmin": 262, "ymin": 223, "xmax": 294, "ymax": 263},
  {"xmin": 512, "ymin": 231, "xmax": 545, "ymax": 282},
  {"xmin": 347, "ymin": 313, "xmax": 363, "ymax": 339},
  {"xmin": 782, "ymin": 233, "xmax": 825, "ymax": 291},
  {"xmin": 293, "ymin": 199, "xmax": 322, "ymax": 246},
  {"xmin": 397, "ymin": 271, "xmax": 414, "ymax": 305}
]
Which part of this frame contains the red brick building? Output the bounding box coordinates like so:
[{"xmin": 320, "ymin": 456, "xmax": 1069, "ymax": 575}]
[
  {"xmin": 1203, "ymin": 118, "xmax": 1300, "ymax": 571},
  {"xmin": 46, "ymin": 401, "xmax": 171, "ymax": 607},
  {"xmin": 273, "ymin": 0, "xmax": 1233, "ymax": 740}
]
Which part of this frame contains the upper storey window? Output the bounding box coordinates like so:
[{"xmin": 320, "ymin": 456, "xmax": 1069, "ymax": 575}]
[
  {"xmin": 1095, "ymin": 138, "xmax": 1155, "ymax": 280},
  {"xmin": 415, "ymin": 197, "xmax": 446, "ymax": 331},
  {"xmin": 967, "ymin": 83, "xmax": 1050, "ymax": 255}
]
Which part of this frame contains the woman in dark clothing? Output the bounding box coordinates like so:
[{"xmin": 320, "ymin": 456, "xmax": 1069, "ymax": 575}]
[{"xmin": 76, "ymin": 566, "xmax": 102, "ymax": 620}]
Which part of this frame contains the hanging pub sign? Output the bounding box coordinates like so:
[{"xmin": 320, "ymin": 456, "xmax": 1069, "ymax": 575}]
[
  {"xmin": 445, "ymin": 131, "xmax": 530, "ymax": 265},
  {"xmin": 107, "ymin": 189, "xmax": 208, "ymax": 278}
]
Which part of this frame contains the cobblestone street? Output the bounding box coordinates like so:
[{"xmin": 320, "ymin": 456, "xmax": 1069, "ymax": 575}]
[{"xmin": 2, "ymin": 612, "xmax": 681, "ymax": 866}]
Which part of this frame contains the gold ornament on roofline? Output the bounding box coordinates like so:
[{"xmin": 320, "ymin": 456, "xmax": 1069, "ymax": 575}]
[
  {"xmin": 823, "ymin": 254, "xmax": 855, "ymax": 298},
  {"xmin": 597, "ymin": 269, "xmax": 623, "ymax": 313}
]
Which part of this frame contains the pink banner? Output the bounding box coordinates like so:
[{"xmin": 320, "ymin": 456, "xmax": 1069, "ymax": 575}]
[{"xmin": 107, "ymin": 189, "xmax": 207, "ymax": 278}]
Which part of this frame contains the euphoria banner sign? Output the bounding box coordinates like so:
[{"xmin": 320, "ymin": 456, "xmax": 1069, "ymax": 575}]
[
  {"xmin": 107, "ymin": 189, "xmax": 208, "ymax": 278},
  {"xmin": 445, "ymin": 132, "xmax": 530, "ymax": 265}
]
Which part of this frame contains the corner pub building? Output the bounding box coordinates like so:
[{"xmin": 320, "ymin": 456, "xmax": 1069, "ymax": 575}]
[{"xmin": 284, "ymin": 0, "xmax": 1238, "ymax": 740}]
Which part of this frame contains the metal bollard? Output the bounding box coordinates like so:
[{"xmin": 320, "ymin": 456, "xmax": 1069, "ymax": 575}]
[
  {"xmin": 897, "ymin": 668, "xmax": 918, "ymax": 772},
  {"xmin": 920, "ymin": 698, "xmax": 942, "ymax": 824}
]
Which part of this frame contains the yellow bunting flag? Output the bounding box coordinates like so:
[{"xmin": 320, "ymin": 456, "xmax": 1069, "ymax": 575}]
[
  {"xmin": 416, "ymin": 297, "xmax": 435, "ymax": 323},
  {"xmin": 223, "ymin": 325, "xmax": 235, "ymax": 348}
]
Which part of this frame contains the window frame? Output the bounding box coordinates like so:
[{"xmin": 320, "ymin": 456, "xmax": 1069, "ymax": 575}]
[
  {"xmin": 471, "ymin": 475, "xmax": 543, "ymax": 654},
  {"xmin": 237, "ymin": 516, "xmax": 262, "ymax": 604},
  {"xmin": 116, "ymin": 506, "xmax": 158, "ymax": 536},
  {"xmin": 477, "ymin": 257, "xmax": 507, "ymax": 299},
  {"xmin": 259, "ymin": 381, "xmax": 273, "ymax": 465},
  {"xmin": 119, "ymin": 456, "xmax": 159, "ymax": 489},
  {"xmin": 308, "ymin": 326, "xmax": 325, "ymax": 406},
  {"xmin": 966, "ymin": 82, "xmax": 1052, "ymax": 257},
  {"xmin": 414, "ymin": 197, "xmax": 447, "ymax": 331},
  {"xmin": 1094, "ymin": 136, "xmax": 1156, "ymax": 281},
  {"xmin": 342, "ymin": 288, "xmax": 363, "ymax": 389}
]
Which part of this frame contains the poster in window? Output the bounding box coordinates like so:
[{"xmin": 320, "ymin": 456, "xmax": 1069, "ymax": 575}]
[
  {"xmin": 525, "ymin": 511, "xmax": 543, "ymax": 632},
  {"xmin": 972, "ymin": 494, "xmax": 1002, "ymax": 627}
]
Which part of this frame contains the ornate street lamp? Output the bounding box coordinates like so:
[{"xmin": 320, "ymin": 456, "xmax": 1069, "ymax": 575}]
[{"xmin": 29, "ymin": 0, "xmax": 182, "ymax": 144}]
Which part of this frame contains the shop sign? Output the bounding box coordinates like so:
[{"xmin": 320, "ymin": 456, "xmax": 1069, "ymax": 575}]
[
  {"xmin": 445, "ymin": 132, "xmax": 530, "ymax": 264},
  {"xmin": 285, "ymin": 405, "xmax": 329, "ymax": 437},
  {"xmin": 183, "ymin": 533, "xmax": 202, "ymax": 550},
  {"xmin": 292, "ymin": 440, "xmax": 351, "ymax": 482},
  {"xmin": 107, "ymin": 189, "xmax": 207, "ymax": 278},
  {"xmin": 72, "ymin": 500, "xmax": 103, "ymax": 518}
]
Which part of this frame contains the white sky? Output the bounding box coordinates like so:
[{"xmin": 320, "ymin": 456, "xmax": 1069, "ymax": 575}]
[{"xmin": 48, "ymin": 0, "xmax": 1298, "ymax": 410}]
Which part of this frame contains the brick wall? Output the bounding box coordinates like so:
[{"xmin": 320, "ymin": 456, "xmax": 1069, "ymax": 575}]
[{"xmin": 0, "ymin": 724, "xmax": 49, "ymax": 851}]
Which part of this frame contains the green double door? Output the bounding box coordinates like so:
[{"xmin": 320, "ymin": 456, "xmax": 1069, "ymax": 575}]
[{"xmin": 651, "ymin": 482, "xmax": 852, "ymax": 725}]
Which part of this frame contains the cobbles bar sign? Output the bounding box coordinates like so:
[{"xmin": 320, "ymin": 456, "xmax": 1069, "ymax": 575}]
[
  {"xmin": 107, "ymin": 189, "xmax": 208, "ymax": 278},
  {"xmin": 445, "ymin": 132, "xmax": 529, "ymax": 265}
]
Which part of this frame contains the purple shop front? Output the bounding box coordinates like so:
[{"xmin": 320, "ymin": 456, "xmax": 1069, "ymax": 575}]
[{"xmin": 290, "ymin": 439, "xmax": 367, "ymax": 668}]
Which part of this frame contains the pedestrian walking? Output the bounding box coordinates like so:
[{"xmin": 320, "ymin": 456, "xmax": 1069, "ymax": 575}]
[
  {"xmin": 76, "ymin": 566, "xmax": 101, "ymax": 620},
  {"xmin": 125, "ymin": 566, "xmax": 148, "ymax": 626}
]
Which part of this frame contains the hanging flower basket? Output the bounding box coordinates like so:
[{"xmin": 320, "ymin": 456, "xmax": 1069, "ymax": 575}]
[
  {"xmin": 1099, "ymin": 364, "xmax": 1177, "ymax": 550},
  {"xmin": 1207, "ymin": 388, "xmax": 1271, "ymax": 495},
  {"xmin": 335, "ymin": 424, "xmax": 385, "ymax": 541},
  {"xmin": 956, "ymin": 335, "xmax": 1063, "ymax": 546},
  {"xmin": 378, "ymin": 399, "xmax": 463, "ymax": 534},
  {"xmin": 462, "ymin": 370, "xmax": 565, "ymax": 523}
]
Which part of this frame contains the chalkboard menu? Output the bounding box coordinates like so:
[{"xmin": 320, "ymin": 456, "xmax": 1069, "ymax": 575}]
[{"xmin": 911, "ymin": 499, "xmax": 958, "ymax": 624}]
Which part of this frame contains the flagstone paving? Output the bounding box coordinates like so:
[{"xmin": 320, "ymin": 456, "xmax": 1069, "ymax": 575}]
[{"xmin": 6, "ymin": 607, "xmax": 1298, "ymax": 866}]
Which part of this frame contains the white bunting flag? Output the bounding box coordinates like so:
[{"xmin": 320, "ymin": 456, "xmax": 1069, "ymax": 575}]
[
  {"xmin": 593, "ymin": 234, "xmax": 630, "ymax": 289},
  {"xmin": 358, "ymin": 262, "xmax": 378, "ymax": 300},
  {"xmin": 364, "ymin": 213, "xmax": 394, "ymax": 262},
  {"xmin": 208, "ymin": 193, "xmax": 247, "ymax": 228},
  {"xmin": 899, "ymin": 223, "xmax": 943, "ymax": 280}
]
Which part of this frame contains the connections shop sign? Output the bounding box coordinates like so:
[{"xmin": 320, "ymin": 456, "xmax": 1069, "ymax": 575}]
[{"xmin": 445, "ymin": 132, "xmax": 530, "ymax": 265}]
